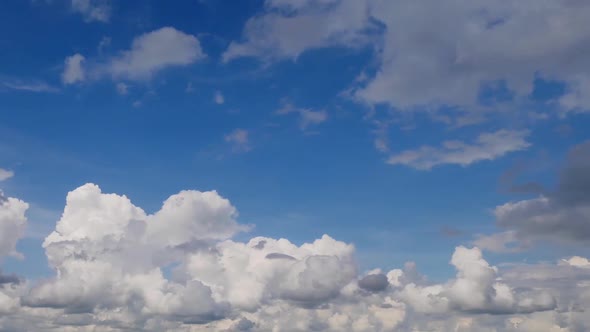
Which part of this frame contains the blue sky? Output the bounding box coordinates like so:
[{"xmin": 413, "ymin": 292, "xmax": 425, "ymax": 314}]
[{"xmin": 1, "ymin": 1, "xmax": 590, "ymax": 331}]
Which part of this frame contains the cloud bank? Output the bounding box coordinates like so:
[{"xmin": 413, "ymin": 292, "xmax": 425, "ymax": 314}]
[{"xmin": 0, "ymin": 184, "xmax": 588, "ymax": 331}]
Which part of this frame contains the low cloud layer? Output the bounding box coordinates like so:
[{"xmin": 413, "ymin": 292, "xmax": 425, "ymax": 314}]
[
  {"xmin": 487, "ymin": 141, "xmax": 590, "ymax": 247},
  {"xmin": 0, "ymin": 184, "xmax": 588, "ymax": 331}
]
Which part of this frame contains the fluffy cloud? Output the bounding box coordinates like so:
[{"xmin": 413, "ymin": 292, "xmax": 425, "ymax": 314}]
[
  {"xmin": 1, "ymin": 184, "xmax": 586, "ymax": 331},
  {"xmin": 490, "ymin": 141, "xmax": 590, "ymax": 246},
  {"xmin": 108, "ymin": 27, "xmax": 205, "ymax": 81},
  {"xmin": 70, "ymin": 0, "xmax": 111, "ymax": 23},
  {"xmin": 227, "ymin": 0, "xmax": 590, "ymax": 113},
  {"xmin": 61, "ymin": 27, "xmax": 205, "ymax": 85},
  {"xmin": 0, "ymin": 191, "xmax": 28, "ymax": 260},
  {"xmin": 61, "ymin": 54, "xmax": 85, "ymax": 85},
  {"xmin": 387, "ymin": 130, "xmax": 530, "ymax": 170},
  {"xmin": 223, "ymin": 0, "xmax": 373, "ymax": 62}
]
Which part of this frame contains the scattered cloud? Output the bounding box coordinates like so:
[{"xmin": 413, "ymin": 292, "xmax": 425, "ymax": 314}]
[
  {"xmin": 473, "ymin": 231, "xmax": 530, "ymax": 253},
  {"xmin": 491, "ymin": 141, "xmax": 590, "ymax": 246},
  {"xmin": 70, "ymin": 0, "xmax": 111, "ymax": 23},
  {"xmin": 115, "ymin": 82, "xmax": 128, "ymax": 95},
  {"xmin": 387, "ymin": 130, "xmax": 530, "ymax": 170},
  {"xmin": 61, "ymin": 27, "xmax": 206, "ymax": 85},
  {"xmin": 225, "ymin": 129, "xmax": 251, "ymax": 152},
  {"xmin": 227, "ymin": 0, "xmax": 590, "ymax": 114},
  {"xmin": 1, "ymin": 81, "xmax": 59, "ymax": 93},
  {"xmin": 277, "ymin": 102, "xmax": 328, "ymax": 130},
  {"xmin": 1, "ymin": 184, "xmax": 585, "ymax": 331},
  {"xmin": 222, "ymin": 0, "xmax": 374, "ymax": 62},
  {"xmin": 61, "ymin": 53, "xmax": 85, "ymax": 85},
  {"xmin": 214, "ymin": 90, "xmax": 225, "ymax": 104},
  {"xmin": 185, "ymin": 82, "xmax": 194, "ymax": 93},
  {"xmin": 0, "ymin": 169, "xmax": 14, "ymax": 181},
  {"xmin": 108, "ymin": 27, "xmax": 205, "ymax": 81},
  {"xmin": 0, "ymin": 191, "xmax": 28, "ymax": 260}
]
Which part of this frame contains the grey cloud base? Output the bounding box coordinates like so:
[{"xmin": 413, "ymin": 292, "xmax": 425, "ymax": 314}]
[{"xmin": 0, "ymin": 184, "xmax": 588, "ymax": 331}]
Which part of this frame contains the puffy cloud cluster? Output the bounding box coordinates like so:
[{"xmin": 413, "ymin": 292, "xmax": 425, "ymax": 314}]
[
  {"xmin": 0, "ymin": 184, "xmax": 588, "ymax": 330},
  {"xmin": 483, "ymin": 141, "xmax": 590, "ymax": 248},
  {"xmin": 227, "ymin": 0, "xmax": 590, "ymax": 113},
  {"xmin": 62, "ymin": 27, "xmax": 205, "ymax": 85}
]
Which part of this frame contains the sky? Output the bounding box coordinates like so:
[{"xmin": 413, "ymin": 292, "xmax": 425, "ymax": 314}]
[{"xmin": 1, "ymin": 0, "xmax": 590, "ymax": 331}]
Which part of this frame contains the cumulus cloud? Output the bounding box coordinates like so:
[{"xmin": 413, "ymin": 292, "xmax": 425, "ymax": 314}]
[
  {"xmin": 0, "ymin": 184, "xmax": 585, "ymax": 331},
  {"xmin": 0, "ymin": 191, "xmax": 28, "ymax": 260},
  {"xmin": 276, "ymin": 103, "xmax": 328, "ymax": 130},
  {"xmin": 61, "ymin": 27, "xmax": 205, "ymax": 85},
  {"xmin": 70, "ymin": 0, "xmax": 111, "ymax": 23},
  {"xmin": 227, "ymin": 0, "xmax": 590, "ymax": 114},
  {"xmin": 387, "ymin": 130, "xmax": 530, "ymax": 170},
  {"xmin": 490, "ymin": 141, "xmax": 590, "ymax": 246},
  {"xmin": 61, "ymin": 54, "xmax": 85, "ymax": 85},
  {"xmin": 108, "ymin": 27, "xmax": 205, "ymax": 81}
]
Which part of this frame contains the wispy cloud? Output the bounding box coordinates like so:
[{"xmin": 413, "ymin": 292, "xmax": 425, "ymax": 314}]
[{"xmin": 2, "ymin": 81, "xmax": 59, "ymax": 93}]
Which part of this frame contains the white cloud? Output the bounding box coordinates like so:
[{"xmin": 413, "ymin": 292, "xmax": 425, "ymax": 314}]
[
  {"xmin": 222, "ymin": 0, "xmax": 373, "ymax": 62},
  {"xmin": 277, "ymin": 103, "xmax": 328, "ymax": 130},
  {"xmin": 473, "ymin": 231, "xmax": 529, "ymax": 254},
  {"xmin": 214, "ymin": 90, "xmax": 225, "ymax": 104},
  {"xmin": 108, "ymin": 27, "xmax": 205, "ymax": 81},
  {"xmin": 0, "ymin": 169, "xmax": 14, "ymax": 182},
  {"xmin": 225, "ymin": 129, "xmax": 251, "ymax": 152},
  {"xmin": 61, "ymin": 27, "xmax": 205, "ymax": 85},
  {"xmin": 387, "ymin": 130, "xmax": 530, "ymax": 170},
  {"xmin": 61, "ymin": 54, "xmax": 85, "ymax": 85},
  {"xmin": 0, "ymin": 191, "xmax": 28, "ymax": 260},
  {"xmin": 70, "ymin": 0, "xmax": 111, "ymax": 23},
  {"xmin": 227, "ymin": 0, "xmax": 590, "ymax": 114},
  {"xmin": 0, "ymin": 184, "xmax": 585, "ymax": 331}
]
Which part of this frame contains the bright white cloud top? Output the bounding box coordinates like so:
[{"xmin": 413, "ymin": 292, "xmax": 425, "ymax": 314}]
[{"xmin": 0, "ymin": 184, "xmax": 588, "ymax": 331}]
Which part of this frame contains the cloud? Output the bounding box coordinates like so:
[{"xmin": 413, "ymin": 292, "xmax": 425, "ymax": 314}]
[
  {"xmin": 0, "ymin": 191, "xmax": 28, "ymax": 260},
  {"xmin": 214, "ymin": 90, "xmax": 225, "ymax": 104},
  {"xmin": 276, "ymin": 103, "xmax": 328, "ymax": 130},
  {"xmin": 61, "ymin": 54, "xmax": 85, "ymax": 85},
  {"xmin": 473, "ymin": 231, "xmax": 529, "ymax": 253},
  {"xmin": 222, "ymin": 0, "xmax": 374, "ymax": 62},
  {"xmin": 1, "ymin": 81, "xmax": 59, "ymax": 93},
  {"xmin": 0, "ymin": 184, "xmax": 586, "ymax": 330},
  {"xmin": 0, "ymin": 169, "xmax": 14, "ymax": 182},
  {"xmin": 108, "ymin": 27, "xmax": 205, "ymax": 81},
  {"xmin": 61, "ymin": 27, "xmax": 205, "ymax": 85},
  {"xmin": 491, "ymin": 141, "xmax": 590, "ymax": 245},
  {"xmin": 387, "ymin": 130, "xmax": 530, "ymax": 170},
  {"xmin": 70, "ymin": 0, "xmax": 111, "ymax": 23},
  {"xmin": 227, "ymin": 0, "xmax": 590, "ymax": 114},
  {"xmin": 225, "ymin": 129, "xmax": 251, "ymax": 152},
  {"xmin": 115, "ymin": 82, "xmax": 128, "ymax": 95}
]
